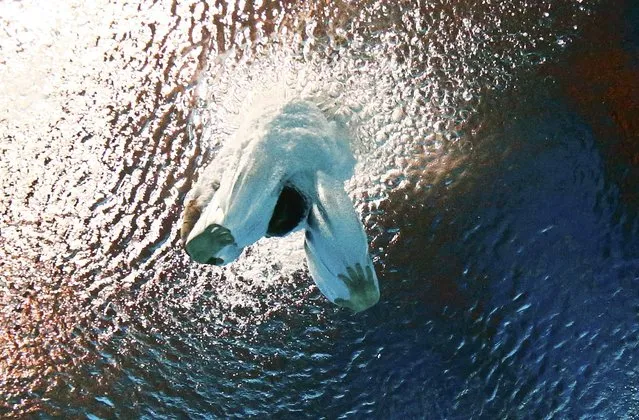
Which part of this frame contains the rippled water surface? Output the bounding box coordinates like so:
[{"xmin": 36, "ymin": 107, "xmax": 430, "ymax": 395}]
[{"xmin": 2, "ymin": 0, "xmax": 639, "ymax": 417}]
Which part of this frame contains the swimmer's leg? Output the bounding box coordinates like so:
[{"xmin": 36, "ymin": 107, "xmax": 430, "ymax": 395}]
[
  {"xmin": 304, "ymin": 171, "xmax": 379, "ymax": 312},
  {"xmin": 186, "ymin": 151, "xmax": 284, "ymax": 265}
]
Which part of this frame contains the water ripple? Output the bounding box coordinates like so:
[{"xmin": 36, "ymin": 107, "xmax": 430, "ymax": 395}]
[{"xmin": 3, "ymin": 0, "xmax": 639, "ymax": 418}]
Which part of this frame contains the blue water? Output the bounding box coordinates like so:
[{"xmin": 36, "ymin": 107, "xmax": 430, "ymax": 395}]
[
  {"xmin": 71, "ymin": 79, "xmax": 638, "ymax": 419},
  {"xmin": 1, "ymin": 0, "xmax": 638, "ymax": 418}
]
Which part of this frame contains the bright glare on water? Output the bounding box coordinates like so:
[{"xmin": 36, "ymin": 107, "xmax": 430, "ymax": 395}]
[{"xmin": 1, "ymin": 0, "xmax": 638, "ymax": 417}]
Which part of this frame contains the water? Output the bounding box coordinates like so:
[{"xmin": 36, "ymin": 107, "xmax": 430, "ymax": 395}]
[{"xmin": 1, "ymin": 0, "xmax": 638, "ymax": 417}]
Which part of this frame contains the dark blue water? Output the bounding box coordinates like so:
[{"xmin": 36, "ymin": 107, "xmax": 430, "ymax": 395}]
[
  {"xmin": 79, "ymin": 63, "xmax": 638, "ymax": 420},
  {"xmin": 1, "ymin": 0, "xmax": 638, "ymax": 418}
]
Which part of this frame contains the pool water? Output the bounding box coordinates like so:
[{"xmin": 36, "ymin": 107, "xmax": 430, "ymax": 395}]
[{"xmin": 1, "ymin": 0, "xmax": 638, "ymax": 417}]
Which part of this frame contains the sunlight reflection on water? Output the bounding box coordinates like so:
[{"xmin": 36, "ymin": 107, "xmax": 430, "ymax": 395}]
[{"xmin": 2, "ymin": 0, "xmax": 638, "ymax": 417}]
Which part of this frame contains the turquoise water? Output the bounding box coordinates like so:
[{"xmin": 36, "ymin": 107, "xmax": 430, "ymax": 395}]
[{"xmin": 1, "ymin": 0, "xmax": 638, "ymax": 418}]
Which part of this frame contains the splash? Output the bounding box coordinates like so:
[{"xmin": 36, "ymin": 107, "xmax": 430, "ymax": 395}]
[{"xmin": 183, "ymin": 0, "xmax": 600, "ymax": 318}]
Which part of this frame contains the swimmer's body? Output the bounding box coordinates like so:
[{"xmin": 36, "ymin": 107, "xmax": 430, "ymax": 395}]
[{"xmin": 182, "ymin": 100, "xmax": 379, "ymax": 312}]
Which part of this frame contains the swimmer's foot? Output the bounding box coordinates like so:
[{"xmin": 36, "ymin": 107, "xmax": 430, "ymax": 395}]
[
  {"xmin": 334, "ymin": 263, "xmax": 380, "ymax": 313},
  {"xmin": 185, "ymin": 224, "xmax": 236, "ymax": 265}
]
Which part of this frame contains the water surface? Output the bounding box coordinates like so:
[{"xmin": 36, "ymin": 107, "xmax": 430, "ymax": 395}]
[{"xmin": 1, "ymin": 0, "xmax": 638, "ymax": 417}]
